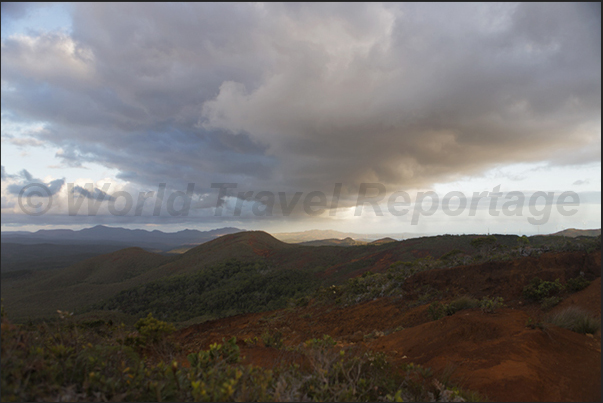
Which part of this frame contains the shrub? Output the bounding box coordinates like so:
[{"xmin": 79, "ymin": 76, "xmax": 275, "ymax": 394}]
[
  {"xmin": 470, "ymin": 236, "xmax": 497, "ymax": 253},
  {"xmin": 428, "ymin": 297, "xmax": 480, "ymax": 321},
  {"xmin": 133, "ymin": 313, "xmax": 176, "ymax": 345},
  {"xmin": 440, "ymin": 249, "xmax": 464, "ymax": 261},
  {"xmin": 540, "ymin": 296, "xmax": 561, "ymax": 310},
  {"xmin": 523, "ymin": 278, "xmax": 564, "ymax": 301},
  {"xmin": 187, "ymin": 337, "xmax": 241, "ymax": 368},
  {"xmin": 304, "ymin": 334, "xmax": 337, "ymax": 349},
  {"xmin": 428, "ymin": 302, "xmax": 446, "ymax": 321},
  {"xmin": 1, "ymin": 311, "xmax": 480, "ymax": 402},
  {"xmin": 261, "ymin": 329, "xmax": 283, "ymax": 348},
  {"xmin": 566, "ymin": 276, "xmax": 591, "ymax": 292},
  {"xmin": 544, "ymin": 307, "xmax": 601, "ymax": 334},
  {"xmin": 444, "ymin": 296, "xmax": 479, "ymax": 315},
  {"xmin": 479, "ymin": 297, "xmax": 504, "ymax": 313}
]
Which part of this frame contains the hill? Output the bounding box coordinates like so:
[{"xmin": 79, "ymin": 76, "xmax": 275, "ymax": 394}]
[
  {"xmin": 2, "ymin": 239, "xmax": 600, "ymax": 402},
  {"xmin": 4, "ymin": 230, "xmax": 600, "ymax": 323},
  {"xmin": 0, "ymin": 242, "xmax": 129, "ymax": 273},
  {"xmin": 548, "ymin": 228, "xmax": 601, "ymax": 238},
  {"xmin": 173, "ymin": 249, "xmax": 601, "ymax": 401},
  {"xmin": 369, "ymin": 237, "xmax": 397, "ymax": 245},
  {"xmin": 0, "ymin": 248, "xmax": 169, "ymax": 320},
  {"xmin": 297, "ymin": 237, "xmax": 368, "ymax": 247}
]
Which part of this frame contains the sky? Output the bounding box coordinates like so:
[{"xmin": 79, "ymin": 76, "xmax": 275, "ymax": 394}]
[{"xmin": 1, "ymin": 2, "xmax": 601, "ymax": 235}]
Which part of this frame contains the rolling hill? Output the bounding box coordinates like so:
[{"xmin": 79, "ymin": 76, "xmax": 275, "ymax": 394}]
[
  {"xmin": 3, "ymin": 229, "xmax": 599, "ymax": 323},
  {"xmin": 0, "ymin": 248, "xmax": 170, "ymax": 320},
  {"xmin": 0, "ymin": 243, "xmax": 129, "ymax": 273},
  {"xmin": 548, "ymin": 228, "xmax": 601, "ymax": 238},
  {"xmin": 297, "ymin": 237, "xmax": 368, "ymax": 247}
]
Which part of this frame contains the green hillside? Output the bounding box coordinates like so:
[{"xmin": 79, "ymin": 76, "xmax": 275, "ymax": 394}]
[
  {"xmin": 1, "ymin": 248, "xmax": 169, "ymax": 321},
  {"xmin": 5, "ymin": 230, "xmax": 598, "ymax": 323}
]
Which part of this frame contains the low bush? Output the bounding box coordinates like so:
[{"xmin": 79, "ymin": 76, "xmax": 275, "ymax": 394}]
[
  {"xmin": 540, "ymin": 296, "xmax": 561, "ymax": 310},
  {"xmin": 445, "ymin": 296, "xmax": 479, "ymax": 315},
  {"xmin": 134, "ymin": 313, "xmax": 176, "ymax": 344},
  {"xmin": 429, "ymin": 296, "xmax": 486, "ymax": 320},
  {"xmin": 479, "ymin": 297, "xmax": 504, "ymax": 313},
  {"xmin": 428, "ymin": 302, "xmax": 446, "ymax": 321},
  {"xmin": 2, "ymin": 299, "xmax": 487, "ymax": 403},
  {"xmin": 566, "ymin": 276, "xmax": 591, "ymax": 292},
  {"xmin": 261, "ymin": 329, "xmax": 283, "ymax": 348},
  {"xmin": 523, "ymin": 278, "xmax": 564, "ymax": 301},
  {"xmin": 544, "ymin": 306, "xmax": 600, "ymax": 334}
]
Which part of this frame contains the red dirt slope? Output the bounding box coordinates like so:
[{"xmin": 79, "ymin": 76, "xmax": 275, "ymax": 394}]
[
  {"xmin": 551, "ymin": 277, "xmax": 601, "ymax": 316},
  {"xmin": 370, "ymin": 308, "xmax": 600, "ymax": 401},
  {"xmin": 174, "ymin": 250, "xmax": 601, "ymax": 402}
]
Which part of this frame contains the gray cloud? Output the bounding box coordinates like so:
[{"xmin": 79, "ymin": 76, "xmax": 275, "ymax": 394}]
[
  {"xmin": 1, "ymin": 3, "xmax": 600, "ymax": 223},
  {"xmin": 1, "ymin": 2, "xmax": 36, "ymax": 24},
  {"xmin": 5, "ymin": 168, "xmax": 65, "ymax": 196},
  {"xmin": 71, "ymin": 185, "xmax": 115, "ymax": 202},
  {"xmin": 1, "ymin": 166, "xmax": 10, "ymax": 181}
]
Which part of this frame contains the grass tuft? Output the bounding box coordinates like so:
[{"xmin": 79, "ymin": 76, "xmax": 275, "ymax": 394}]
[{"xmin": 544, "ymin": 306, "xmax": 600, "ymax": 334}]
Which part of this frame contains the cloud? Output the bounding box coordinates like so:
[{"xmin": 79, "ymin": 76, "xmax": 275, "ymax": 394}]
[
  {"xmin": 1, "ymin": 3, "xmax": 36, "ymax": 24},
  {"xmin": 1, "ymin": 165, "xmax": 10, "ymax": 181},
  {"xmin": 4, "ymin": 168, "xmax": 65, "ymax": 196},
  {"xmin": 71, "ymin": 184, "xmax": 115, "ymax": 202},
  {"xmin": 1, "ymin": 3, "xmax": 600, "ymax": 224},
  {"xmin": 7, "ymin": 137, "xmax": 44, "ymax": 147}
]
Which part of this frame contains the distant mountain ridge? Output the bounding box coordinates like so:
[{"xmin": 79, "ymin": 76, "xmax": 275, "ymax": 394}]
[
  {"xmin": 1, "ymin": 225, "xmax": 242, "ymax": 250},
  {"xmin": 298, "ymin": 237, "xmax": 368, "ymax": 247},
  {"xmin": 272, "ymin": 229, "xmax": 420, "ymax": 243}
]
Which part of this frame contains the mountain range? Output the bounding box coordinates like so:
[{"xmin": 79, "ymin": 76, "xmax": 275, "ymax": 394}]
[{"xmin": 1, "ymin": 225, "xmax": 242, "ymax": 250}]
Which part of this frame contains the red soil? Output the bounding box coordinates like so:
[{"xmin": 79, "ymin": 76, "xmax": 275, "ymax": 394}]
[
  {"xmin": 174, "ymin": 250, "xmax": 601, "ymax": 401},
  {"xmin": 371, "ymin": 308, "xmax": 600, "ymax": 401}
]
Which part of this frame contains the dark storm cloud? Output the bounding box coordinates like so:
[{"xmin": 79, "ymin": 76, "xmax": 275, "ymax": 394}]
[
  {"xmin": 1, "ymin": 3, "xmax": 601, "ymax": 220},
  {"xmin": 1, "ymin": 2, "xmax": 35, "ymax": 24},
  {"xmin": 71, "ymin": 184, "xmax": 115, "ymax": 202}
]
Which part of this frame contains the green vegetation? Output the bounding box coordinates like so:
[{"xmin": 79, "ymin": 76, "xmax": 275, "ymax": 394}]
[
  {"xmin": 439, "ymin": 249, "xmax": 464, "ymax": 261},
  {"xmin": 1, "ymin": 310, "xmax": 473, "ymax": 402},
  {"xmin": 470, "ymin": 236, "xmax": 498, "ymax": 254},
  {"xmin": 479, "ymin": 297, "xmax": 505, "ymax": 313},
  {"xmin": 544, "ymin": 307, "xmax": 601, "ymax": 334},
  {"xmin": 0, "ymin": 243, "xmax": 128, "ymax": 273},
  {"xmin": 91, "ymin": 260, "xmax": 319, "ymax": 322},
  {"xmin": 445, "ymin": 296, "xmax": 480, "ymax": 315},
  {"xmin": 522, "ymin": 278, "xmax": 564, "ymax": 302},
  {"xmin": 428, "ymin": 302, "xmax": 446, "ymax": 321},
  {"xmin": 325, "ymin": 258, "xmax": 440, "ymax": 306},
  {"xmin": 4, "ymin": 232, "xmax": 599, "ymax": 323},
  {"xmin": 130, "ymin": 313, "xmax": 176, "ymax": 345},
  {"xmin": 540, "ymin": 296, "xmax": 562, "ymax": 310},
  {"xmin": 566, "ymin": 275, "xmax": 591, "ymax": 292},
  {"xmin": 260, "ymin": 329, "xmax": 283, "ymax": 348},
  {"xmin": 429, "ymin": 296, "xmax": 503, "ymax": 320}
]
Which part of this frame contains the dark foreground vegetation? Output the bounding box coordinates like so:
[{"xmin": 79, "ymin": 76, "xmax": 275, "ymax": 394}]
[{"xmin": 1, "ymin": 307, "xmax": 480, "ymax": 402}]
